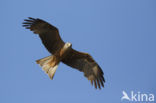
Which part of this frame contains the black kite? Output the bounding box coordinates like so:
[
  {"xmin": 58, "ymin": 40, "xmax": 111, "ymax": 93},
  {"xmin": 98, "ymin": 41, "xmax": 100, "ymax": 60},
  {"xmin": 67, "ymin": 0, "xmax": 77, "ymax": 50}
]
[{"xmin": 22, "ymin": 17, "xmax": 105, "ymax": 89}]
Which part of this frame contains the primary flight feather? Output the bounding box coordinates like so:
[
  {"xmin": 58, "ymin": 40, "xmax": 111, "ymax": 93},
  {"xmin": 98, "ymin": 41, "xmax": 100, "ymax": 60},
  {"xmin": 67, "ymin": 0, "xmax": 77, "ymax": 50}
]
[{"xmin": 22, "ymin": 17, "xmax": 105, "ymax": 89}]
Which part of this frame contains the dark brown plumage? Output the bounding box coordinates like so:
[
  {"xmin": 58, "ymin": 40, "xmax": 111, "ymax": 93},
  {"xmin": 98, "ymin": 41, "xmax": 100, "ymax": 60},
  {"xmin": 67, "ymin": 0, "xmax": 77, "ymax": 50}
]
[{"xmin": 23, "ymin": 17, "xmax": 105, "ymax": 89}]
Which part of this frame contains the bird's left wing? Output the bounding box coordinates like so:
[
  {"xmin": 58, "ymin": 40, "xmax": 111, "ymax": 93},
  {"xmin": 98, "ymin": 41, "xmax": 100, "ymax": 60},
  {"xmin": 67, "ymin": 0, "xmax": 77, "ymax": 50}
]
[{"xmin": 62, "ymin": 49, "xmax": 105, "ymax": 89}]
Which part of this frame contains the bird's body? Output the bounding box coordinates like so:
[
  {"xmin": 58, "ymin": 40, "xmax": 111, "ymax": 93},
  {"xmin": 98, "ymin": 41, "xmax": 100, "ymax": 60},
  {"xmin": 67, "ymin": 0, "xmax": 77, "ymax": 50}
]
[
  {"xmin": 36, "ymin": 42, "xmax": 72, "ymax": 79},
  {"xmin": 23, "ymin": 17, "xmax": 105, "ymax": 89}
]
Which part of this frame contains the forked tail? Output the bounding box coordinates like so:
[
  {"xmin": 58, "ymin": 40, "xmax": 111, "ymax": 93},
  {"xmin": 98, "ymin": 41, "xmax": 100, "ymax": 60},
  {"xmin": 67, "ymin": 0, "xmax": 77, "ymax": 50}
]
[{"xmin": 36, "ymin": 55, "xmax": 59, "ymax": 79}]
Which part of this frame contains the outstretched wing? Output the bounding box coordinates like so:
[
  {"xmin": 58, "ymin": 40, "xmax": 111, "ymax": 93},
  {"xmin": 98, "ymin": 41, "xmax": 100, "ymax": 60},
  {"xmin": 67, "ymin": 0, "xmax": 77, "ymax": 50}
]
[
  {"xmin": 22, "ymin": 17, "xmax": 65, "ymax": 54},
  {"xmin": 62, "ymin": 49, "xmax": 105, "ymax": 89}
]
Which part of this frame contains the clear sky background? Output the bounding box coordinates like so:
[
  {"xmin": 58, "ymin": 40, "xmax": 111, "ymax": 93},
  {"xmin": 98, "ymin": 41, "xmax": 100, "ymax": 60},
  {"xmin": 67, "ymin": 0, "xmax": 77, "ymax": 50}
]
[{"xmin": 0, "ymin": 0, "xmax": 156, "ymax": 103}]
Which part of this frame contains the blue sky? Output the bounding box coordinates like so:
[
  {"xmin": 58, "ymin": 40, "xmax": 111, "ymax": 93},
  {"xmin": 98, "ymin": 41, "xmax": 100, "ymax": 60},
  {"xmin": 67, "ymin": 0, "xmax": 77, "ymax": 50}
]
[{"xmin": 0, "ymin": 0, "xmax": 156, "ymax": 103}]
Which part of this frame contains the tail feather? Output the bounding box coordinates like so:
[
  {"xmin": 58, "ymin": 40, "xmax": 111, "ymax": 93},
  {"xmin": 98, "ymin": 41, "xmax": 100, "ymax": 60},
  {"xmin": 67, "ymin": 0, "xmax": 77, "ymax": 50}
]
[
  {"xmin": 48, "ymin": 65, "xmax": 58, "ymax": 79},
  {"xmin": 36, "ymin": 56, "xmax": 52, "ymax": 66},
  {"xmin": 36, "ymin": 55, "xmax": 59, "ymax": 79}
]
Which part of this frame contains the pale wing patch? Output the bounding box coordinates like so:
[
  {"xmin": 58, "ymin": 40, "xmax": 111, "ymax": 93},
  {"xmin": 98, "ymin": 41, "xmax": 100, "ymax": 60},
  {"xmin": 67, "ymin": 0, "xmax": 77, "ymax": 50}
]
[{"xmin": 92, "ymin": 66, "xmax": 98, "ymax": 75}]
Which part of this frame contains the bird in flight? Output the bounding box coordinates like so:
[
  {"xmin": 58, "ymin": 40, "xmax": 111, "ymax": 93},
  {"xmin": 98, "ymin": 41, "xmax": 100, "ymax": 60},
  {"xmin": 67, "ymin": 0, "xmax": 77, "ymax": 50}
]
[{"xmin": 22, "ymin": 17, "xmax": 105, "ymax": 89}]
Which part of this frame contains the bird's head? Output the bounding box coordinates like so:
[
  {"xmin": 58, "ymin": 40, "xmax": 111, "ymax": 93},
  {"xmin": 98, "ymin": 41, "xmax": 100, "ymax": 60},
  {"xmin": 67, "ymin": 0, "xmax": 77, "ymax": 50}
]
[{"xmin": 64, "ymin": 42, "xmax": 72, "ymax": 49}]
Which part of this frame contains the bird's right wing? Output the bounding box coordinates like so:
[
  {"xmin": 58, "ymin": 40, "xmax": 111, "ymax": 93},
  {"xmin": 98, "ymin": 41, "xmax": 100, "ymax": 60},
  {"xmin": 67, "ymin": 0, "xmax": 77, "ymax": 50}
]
[{"xmin": 22, "ymin": 17, "xmax": 65, "ymax": 54}]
